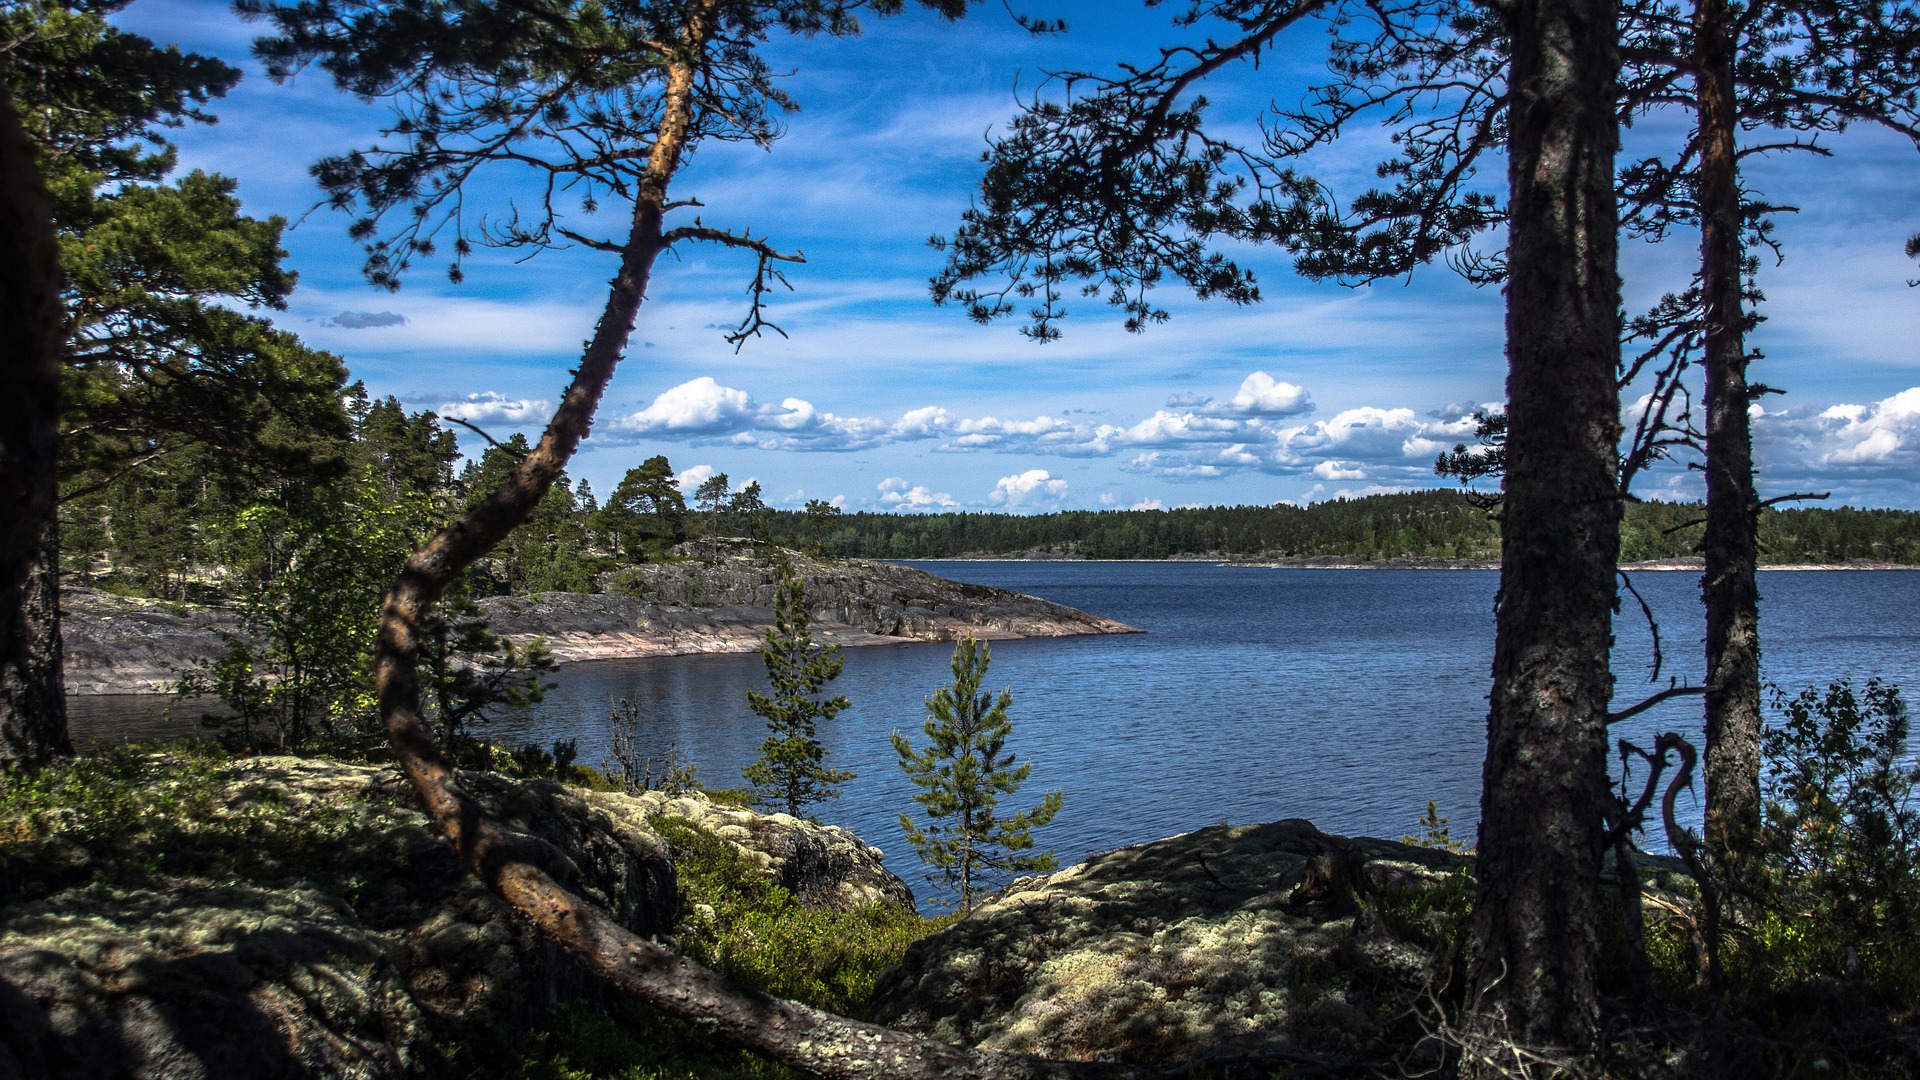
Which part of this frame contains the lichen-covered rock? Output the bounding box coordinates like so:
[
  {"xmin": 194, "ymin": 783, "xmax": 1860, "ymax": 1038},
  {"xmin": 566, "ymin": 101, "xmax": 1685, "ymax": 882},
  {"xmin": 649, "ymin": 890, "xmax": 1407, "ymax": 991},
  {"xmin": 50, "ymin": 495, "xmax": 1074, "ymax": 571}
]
[
  {"xmin": 868, "ymin": 819, "xmax": 1470, "ymax": 1065},
  {"xmin": 0, "ymin": 755, "xmax": 914, "ymax": 1079},
  {"xmin": 592, "ymin": 789, "xmax": 915, "ymax": 912}
]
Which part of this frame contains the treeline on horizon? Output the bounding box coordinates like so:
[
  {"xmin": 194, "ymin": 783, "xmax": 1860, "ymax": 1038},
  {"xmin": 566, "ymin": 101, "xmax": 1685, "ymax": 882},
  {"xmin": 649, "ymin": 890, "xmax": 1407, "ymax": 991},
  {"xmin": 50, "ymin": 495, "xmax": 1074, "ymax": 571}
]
[{"xmin": 773, "ymin": 490, "xmax": 1920, "ymax": 565}]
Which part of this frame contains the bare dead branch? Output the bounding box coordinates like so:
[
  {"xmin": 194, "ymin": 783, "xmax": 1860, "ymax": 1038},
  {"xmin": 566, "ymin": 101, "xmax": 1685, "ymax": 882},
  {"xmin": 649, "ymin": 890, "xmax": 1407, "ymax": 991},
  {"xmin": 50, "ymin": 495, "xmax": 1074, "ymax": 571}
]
[
  {"xmin": 437, "ymin": 416, "xmax": 523, "ymax": 456},
  {"xmin": 1608, "ymin": 683, "xmax": 1707, "ymax": 725}
]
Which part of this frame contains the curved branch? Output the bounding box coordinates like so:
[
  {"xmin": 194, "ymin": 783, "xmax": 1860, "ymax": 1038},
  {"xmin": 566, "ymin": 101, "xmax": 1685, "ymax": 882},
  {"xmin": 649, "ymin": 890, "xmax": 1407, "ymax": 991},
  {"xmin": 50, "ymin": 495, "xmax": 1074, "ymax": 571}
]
[
  {"xmin": 1607, "ymin": 683, "xmax": 1707, "ymax": 725},
  {"xmin": 362, "ymin": 11, "xmax": 1240, "ymax": 1078}
]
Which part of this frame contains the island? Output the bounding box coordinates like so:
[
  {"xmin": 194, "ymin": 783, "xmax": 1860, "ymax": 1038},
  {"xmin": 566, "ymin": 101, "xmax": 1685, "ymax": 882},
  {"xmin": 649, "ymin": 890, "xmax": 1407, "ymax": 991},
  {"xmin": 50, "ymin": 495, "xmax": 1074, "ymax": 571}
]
[{"xmin": 58, "ymin": 549, "xmax": 1141, "ymax": 695}]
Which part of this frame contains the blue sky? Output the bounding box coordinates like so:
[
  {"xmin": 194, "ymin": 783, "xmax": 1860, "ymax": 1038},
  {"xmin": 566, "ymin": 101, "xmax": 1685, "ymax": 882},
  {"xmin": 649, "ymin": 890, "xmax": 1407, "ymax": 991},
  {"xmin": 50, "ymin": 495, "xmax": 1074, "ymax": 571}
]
[{"xmin": 113, "ymin": 0, "xmax": 1920, "ymax": 511}]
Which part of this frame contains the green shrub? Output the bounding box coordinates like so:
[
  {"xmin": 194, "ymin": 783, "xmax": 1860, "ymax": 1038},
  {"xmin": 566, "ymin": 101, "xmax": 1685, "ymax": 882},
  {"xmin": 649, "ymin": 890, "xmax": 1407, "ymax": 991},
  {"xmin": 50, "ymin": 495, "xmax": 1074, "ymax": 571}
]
[
  {"xmin": 647, "ymin": 814, "xmax": 954, "ymax": 1016},
  {"xmin": 1748, "ymin": 679, "xmax": 1920, "ymax": 1003},
  {"xmin": 1400, "ymin": 800, "xmax": 1470, "ymax": 855},
  {"xmin": 508, "ymin": 815, "xmax": 956, "ymax": 1080},
  {"xmin": 1374, "ymin": 866, "xmax": 1474, "ymax": 953}
]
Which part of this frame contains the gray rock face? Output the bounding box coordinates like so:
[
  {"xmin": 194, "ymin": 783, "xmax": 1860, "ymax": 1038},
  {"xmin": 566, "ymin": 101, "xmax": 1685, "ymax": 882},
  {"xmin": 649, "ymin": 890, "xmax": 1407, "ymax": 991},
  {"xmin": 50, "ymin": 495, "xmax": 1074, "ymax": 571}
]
[
  {"xmin": 868, "ymin": 820, "xmax": 1470, "ymax": 1065},
  {"xmin": 606, "ymin": 791, "xmax": 915, "ymax": 912},
  {"xmin": 58, "ymin": 590, "xmax": 236, "ymax": 695},
  {"xmin": 478, "ymin": 549, "xmax": 1139, "ymax": 664},
  {"xmin": 59, "ymin": 551, "xmax": 1138, "ymax": 693},
  {"xmin": 0, "ymin": 756, "xmax": 913, "ymax": 1079}
]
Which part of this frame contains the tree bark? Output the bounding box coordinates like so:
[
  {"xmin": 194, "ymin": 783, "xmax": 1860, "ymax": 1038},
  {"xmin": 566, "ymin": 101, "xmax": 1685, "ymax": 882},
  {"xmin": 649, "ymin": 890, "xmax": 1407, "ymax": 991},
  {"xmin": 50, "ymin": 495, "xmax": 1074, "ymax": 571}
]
[
  {"xmin": 364, "ymin": 13, "xmax": 1200, "ymax": 1078},
  {"xmin": 0, "ymin": 85, "xmax": 72, "ymax": 770},
  {"xmin": 1695, "ymin": 0, "xmax": 1761, "ymax": 949},
  {"xmin": 1467, "ymin": 0, "xmax": 1623, "ymax": 1052}
]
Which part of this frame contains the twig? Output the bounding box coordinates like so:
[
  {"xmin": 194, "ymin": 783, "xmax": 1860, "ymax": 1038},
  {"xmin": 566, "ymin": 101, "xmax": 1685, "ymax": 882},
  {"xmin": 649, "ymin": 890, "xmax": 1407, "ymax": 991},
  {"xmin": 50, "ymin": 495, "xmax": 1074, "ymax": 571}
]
[
  {"xmin": 1608, "ymin": 682, "xmax": 1706, "ymax": 725},
  {"xmin": 438, "ymin": 416, "xmax": 523, "ymax": 456},
  {"xmin": 1618, "ymin": 569, "xmax": 1666, "ymax": 682}
]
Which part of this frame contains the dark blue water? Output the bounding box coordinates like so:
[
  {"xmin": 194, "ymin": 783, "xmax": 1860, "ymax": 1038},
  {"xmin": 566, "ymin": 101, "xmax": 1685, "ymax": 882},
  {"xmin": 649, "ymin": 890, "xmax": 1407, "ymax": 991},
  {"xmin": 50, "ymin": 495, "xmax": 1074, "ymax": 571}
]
[
  {"xmin": 462, "ymin": 565, "xmax": 1920, "ymax": 875},
  {"xmin": 72, "ymin": 564, "xmax": 1920, "ymax": 902}
]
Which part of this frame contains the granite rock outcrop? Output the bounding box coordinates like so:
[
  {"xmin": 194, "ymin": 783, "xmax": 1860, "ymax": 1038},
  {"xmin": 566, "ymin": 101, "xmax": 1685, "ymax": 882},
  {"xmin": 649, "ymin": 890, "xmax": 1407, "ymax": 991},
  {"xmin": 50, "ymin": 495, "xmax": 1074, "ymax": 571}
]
[{"xmin": 0, "ymin": 755, "xmax": 910, "ymax": 1079}]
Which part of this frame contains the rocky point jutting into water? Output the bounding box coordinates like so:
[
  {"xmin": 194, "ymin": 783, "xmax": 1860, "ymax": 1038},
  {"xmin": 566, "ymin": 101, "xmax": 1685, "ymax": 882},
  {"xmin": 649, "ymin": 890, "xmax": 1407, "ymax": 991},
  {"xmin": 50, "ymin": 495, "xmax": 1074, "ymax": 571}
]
[{"xmin": 58, "ymin": 549, "xmax": 1139, "ymax": 695}]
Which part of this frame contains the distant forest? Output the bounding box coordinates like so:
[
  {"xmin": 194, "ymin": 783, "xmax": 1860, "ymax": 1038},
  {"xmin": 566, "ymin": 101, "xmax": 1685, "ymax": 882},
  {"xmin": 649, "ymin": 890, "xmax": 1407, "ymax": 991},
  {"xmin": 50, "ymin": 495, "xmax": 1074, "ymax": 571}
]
[{"xmin": 771, "ymin": 490, "xmax": 1920, "ymax": 565}]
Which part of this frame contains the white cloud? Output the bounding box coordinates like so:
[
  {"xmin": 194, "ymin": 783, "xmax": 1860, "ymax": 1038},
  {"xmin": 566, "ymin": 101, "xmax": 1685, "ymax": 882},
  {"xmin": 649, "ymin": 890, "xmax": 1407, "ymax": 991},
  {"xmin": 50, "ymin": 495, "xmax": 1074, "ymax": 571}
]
[
  {"xmin": 435, "ymin": 391, "xmax": 552, "ymax": 424},
  {"xmin": 1131, "ymin": 498, "xmax": 1166, "ymax": 510},
  {"xmin": 596, "ymin": 372, "xmax": 1520, "ymax": 492},
  {"xmin": 625, "ymin": 377, "xmax": 755, "ymax": 433},
  {"xmin": 1313, "ymin": 461, "xmax": 1368, "ymax": 481},
  {"xmin": 1757, "ymin": 388, "xmax": 1920, "ymax": 484},
  {"xmin": 877, "ymin": 477, "xmax": 958, "ymax": 510},
  {"xmin": 990, "ymin": 469, "xmax": 1069, "ymax": 507},
  {"xmin": 1224, "ymin": 372, "xmax": 1314, "ymax": 417},
  {"xmin": 891, "ymin": 406, "xmax": 954, "ymax": 439},
  {"xmin": 675, "ymin": 463, "xmax": 716, "ymax": 491}
]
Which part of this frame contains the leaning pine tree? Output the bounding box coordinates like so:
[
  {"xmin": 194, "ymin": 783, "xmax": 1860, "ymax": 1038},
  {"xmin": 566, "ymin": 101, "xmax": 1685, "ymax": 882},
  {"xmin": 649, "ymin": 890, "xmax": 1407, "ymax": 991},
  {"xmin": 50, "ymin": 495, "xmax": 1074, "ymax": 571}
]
[
  {"xmin": 742, "ymin": 561, "xmax": 854, "ymax": 818},
  {"xmin": 893, "ymin": 634, "xmax": 1062, "ymax": 909}
]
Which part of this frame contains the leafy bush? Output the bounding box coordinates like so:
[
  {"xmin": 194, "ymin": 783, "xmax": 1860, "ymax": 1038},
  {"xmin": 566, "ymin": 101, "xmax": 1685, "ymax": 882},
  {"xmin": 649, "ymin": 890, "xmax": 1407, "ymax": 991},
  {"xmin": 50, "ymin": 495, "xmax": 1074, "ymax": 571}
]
[
  {"xmin": 1401, "ymin": 800, "xmax": 1470, "ymax": 854},
  {"xmin": 1749, "ymin": 678, "xmax": 1920, "ymax": 1000}
]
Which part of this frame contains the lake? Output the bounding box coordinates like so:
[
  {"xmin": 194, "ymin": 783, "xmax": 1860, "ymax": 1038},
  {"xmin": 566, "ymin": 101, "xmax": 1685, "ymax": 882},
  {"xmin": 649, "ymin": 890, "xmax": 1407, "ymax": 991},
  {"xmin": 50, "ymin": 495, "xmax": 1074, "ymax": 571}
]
[{"xmin": 70, "ymin": 563, "xmax": 1920, "ymax": 903}]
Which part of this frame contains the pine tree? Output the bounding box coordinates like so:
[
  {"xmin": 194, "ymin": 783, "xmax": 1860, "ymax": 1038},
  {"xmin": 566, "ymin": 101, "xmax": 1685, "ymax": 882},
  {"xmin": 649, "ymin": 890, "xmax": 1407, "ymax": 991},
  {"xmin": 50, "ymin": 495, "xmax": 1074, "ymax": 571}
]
[
  {"xmin": 694, "ymin": 472, "xmax": 732, "ymax": 562},
  {"xmin": 741, "ymin": 562, "xmax": 853, "ymax": 818},
  {"xmin": 892, "ymin": 635, "xmax": 1062, "ymax": 909}
]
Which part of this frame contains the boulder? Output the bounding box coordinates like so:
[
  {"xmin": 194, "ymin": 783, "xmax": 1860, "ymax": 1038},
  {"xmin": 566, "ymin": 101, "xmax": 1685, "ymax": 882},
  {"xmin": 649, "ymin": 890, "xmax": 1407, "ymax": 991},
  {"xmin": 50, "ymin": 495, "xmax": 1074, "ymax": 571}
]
[{"xmin": 868, "ymin": 819, "xmax": 1470, "ymax": 1065}]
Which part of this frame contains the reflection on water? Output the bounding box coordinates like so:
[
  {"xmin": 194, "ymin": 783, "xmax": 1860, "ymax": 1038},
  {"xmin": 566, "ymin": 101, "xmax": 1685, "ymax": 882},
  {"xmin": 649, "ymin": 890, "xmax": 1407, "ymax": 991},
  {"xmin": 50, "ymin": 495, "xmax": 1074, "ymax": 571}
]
[{"xmin": 68, "ymin": 565, "xmax": 1920, "ymax": 901}]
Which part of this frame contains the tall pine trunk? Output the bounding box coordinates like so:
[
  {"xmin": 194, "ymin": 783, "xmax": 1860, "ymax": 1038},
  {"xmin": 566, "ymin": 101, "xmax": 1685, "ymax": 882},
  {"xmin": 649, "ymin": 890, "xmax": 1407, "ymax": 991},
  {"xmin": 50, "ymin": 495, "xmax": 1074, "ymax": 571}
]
[
  {"xmin": 364, "ymin": 12, "xmax": 1121, "ymax": 1075},
  {"xmin": 1467, "ymin": 0, "xmax": 1623, "ymax": 1051},
  {"xmin": 0, "ymin": 86, "xmax": 72, "ymax": 769},
  {"xmin": 1696, "ymin": 0, "xmax": 1762, "ymax": 923}
]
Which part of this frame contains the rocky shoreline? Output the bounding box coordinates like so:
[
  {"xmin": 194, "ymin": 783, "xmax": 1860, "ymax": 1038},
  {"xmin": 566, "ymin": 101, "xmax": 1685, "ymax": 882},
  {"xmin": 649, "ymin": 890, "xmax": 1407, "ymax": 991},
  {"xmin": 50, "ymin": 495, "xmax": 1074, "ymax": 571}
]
[{"xmin": 58, "ymin": 551, "xmax": 1140, "ymax": 695}]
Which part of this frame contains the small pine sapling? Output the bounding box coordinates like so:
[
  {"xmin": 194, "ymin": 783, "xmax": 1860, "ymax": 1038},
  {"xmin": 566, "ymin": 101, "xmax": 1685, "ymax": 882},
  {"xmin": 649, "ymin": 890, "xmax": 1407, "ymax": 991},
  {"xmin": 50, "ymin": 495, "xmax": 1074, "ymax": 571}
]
[
  {"xmin": 741, "ymin": 561, "xmax": 854, "ymax": 817},
  {"xmin": 893, "ymin": 634, "xmax": 1062, "ymax": 908}
]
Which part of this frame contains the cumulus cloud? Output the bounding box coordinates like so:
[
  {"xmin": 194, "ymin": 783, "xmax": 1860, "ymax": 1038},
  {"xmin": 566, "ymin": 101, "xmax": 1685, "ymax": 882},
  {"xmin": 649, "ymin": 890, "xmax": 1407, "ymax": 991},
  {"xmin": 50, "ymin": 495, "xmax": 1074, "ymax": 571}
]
[
  {"xmin": 675, "ymin": 463, "xmax": 716, "ymax": 491},
  {"xmin": 877, "ymin": 477, "xmax": 958, "ymax": 510},
  {"xmin": 435, "ymin": 391, "xmax": 551, "ymax": 424},
  {"xmin": 1162, "ymin": 371, "xmax": 1313, "ymax": 419},
  {"xmin": 598, "ymin": 372, "xmax": 1541, "ymax": 491},
  {"xmin": 1224, "ymin": 372, "xmax": 1313, "ymax": 417},
  {"xmin": 625, "ymin": 377, "xmax": 755, "ymax": 434},
  {"xmin": 322, "ymin": 310, "xmax": 408, "ymax": 329},
  {"xmin": 618, "ymin": 378, "xmax": 924, "ymax": 450},
  {"xmin": 1754, "ymin": 388, "xmax": 1920, "ymax": 496},
  {"xmin": 1428, "ymin": 400, "xmax": 1492, "ymax": 422},
  {"xmin": 1313, "ymin": 461, "xmax": 1368, "ymax": 481},
  {"xmin": 990, "ymin": 469, "xmax": 1069, "ymax": 507}
]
